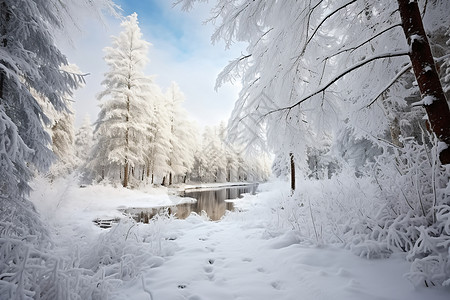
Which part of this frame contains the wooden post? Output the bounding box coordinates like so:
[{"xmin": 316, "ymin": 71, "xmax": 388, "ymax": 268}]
[{"xmin": 290, "ymin": 152, "xmax": 295, "ymax": 194}]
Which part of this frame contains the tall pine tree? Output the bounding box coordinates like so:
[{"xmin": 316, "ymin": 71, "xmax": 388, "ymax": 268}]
[{"xmin": 93, "ymin": 13, "xmax": 154, "ymax": 187}]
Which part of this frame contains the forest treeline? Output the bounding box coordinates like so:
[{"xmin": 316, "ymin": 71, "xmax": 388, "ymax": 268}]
[{"xmin": 51, "ymin": 14, "xmax": 270, "ymax": 187}]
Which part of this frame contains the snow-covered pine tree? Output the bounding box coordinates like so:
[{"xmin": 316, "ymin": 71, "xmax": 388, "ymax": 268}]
[
  {"xmin": 0, "ymin": 0, "xmax": 116, "ymax": 297},
  {"xmin": 202, "ymin": 126, "xmax": 227, "ymax": 182},
  {"xmin": 165, "ymin": 82, "xmax": 197, "ymax": 184},
  {"xmin": 75, "ymin": 115, "xmax": 95, "ymax": 164},
  {"xmin": 49, "ymin": 107, "xmax": 77, "ymax": 177},
  {"xmin": 145, "ymin": 85, "xmax": 172, "ymax": 185},
  {"xmin": 93, "ymin": 13, "xmax": 155, "ymax": 188},
  {"xmin": 47, "ymin": 64, "xmax": 83, "ymax": 177}
]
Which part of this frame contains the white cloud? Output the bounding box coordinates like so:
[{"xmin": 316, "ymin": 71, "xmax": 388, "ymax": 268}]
[{"xmin": 60, "ymin": 1, "xmax": 245, "ymax": 128}]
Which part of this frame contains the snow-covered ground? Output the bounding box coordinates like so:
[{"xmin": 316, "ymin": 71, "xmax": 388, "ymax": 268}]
[{"xmin": 30, "ymin": 177, "xmax": 449, "ymax": 300}]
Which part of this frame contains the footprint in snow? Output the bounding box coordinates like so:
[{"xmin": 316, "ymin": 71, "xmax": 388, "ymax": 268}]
[
  {"xmin": 257, "ymin": 267, "xmax": 267, "ymax": 273},
  {"xmin": 242, "ymin": 257, "xmax": 253, "ymax": 262},
  {"xmin": 203, "ymin": 265, "xmax": 213, "ymax": 273},
  {"xmin": 336, "ymin": 268, "xmax": 351, "ymax": 277},
  {"xmin": 271, "ymin": 281, "xmax": 283, "ymax": 290},
  {"xmin": 203, "ymin": 264, "xmax": 215, "ymax": 281}
]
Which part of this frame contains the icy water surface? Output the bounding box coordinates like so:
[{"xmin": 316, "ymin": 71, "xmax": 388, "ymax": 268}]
[{"xmin": 125, "ymin": 184, "xmax": 257, "ymax": 222}]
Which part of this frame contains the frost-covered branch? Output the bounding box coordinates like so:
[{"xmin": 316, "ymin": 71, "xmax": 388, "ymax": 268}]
[
  {"xmin": 215, "ymin": 54, "xmax": 251, "ymax": 90},
  {"xmin": 301, "ymin": 0, "xmax": 357, "ymax": 56},
  {"xmin": 323, "ymin": 23, "xmax": 402, "ymax": 61},
  {"xmin": 366, "ymin": 62, "xmax": 412, "ymax": 108},
  {"xmin": 271, "ymin": 50, "xmax": 410, "ymax": 114}
]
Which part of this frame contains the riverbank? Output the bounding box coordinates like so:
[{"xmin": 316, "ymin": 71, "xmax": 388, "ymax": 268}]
[
  {"xmin": 30, "ymin": 176, "xmax": 255, "ymax": 229},
  {"xmin": 177, "ymin": 181, "xmax": 258, "ymax": 194}
]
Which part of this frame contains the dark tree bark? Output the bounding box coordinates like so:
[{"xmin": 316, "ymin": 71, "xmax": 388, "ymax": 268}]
[
  {"xmin": 397, "ymin": 0, "xmax": 450, "ymax": 164},
  {"xmin": 123, "ymin": 162, "xmax": 129, "ymax": 187},
  {"xmin": 290, "ymin": 152, "xmax": 295, "ymax": 194}
]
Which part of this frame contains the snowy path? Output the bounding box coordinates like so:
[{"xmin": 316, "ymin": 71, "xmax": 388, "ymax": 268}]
[{"xmin": 116, "ymin": 217, "xmax": 445, "ymax": 300}]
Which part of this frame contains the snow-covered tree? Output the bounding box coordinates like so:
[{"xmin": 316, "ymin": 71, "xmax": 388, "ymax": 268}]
[
  {"xmin": 92, "ymin": 13, "xmax": 155, "ymax": 187},
  {"xmin": 165, "ymin": 82, "xmax": 198, "ymax": 184},
  {"xmin": 0, "ymin": 0, "xmax": 117, "ymax": 297},
  {"xmin": 49, "ymin": 108, "xmax": 77, "ymax": 176},
  {"xmin": 146, "ymin": 86, "xmax": 172, "ymax": 185},
  {"xmin": 202, "ymin": 126, "xmax": 227, "ymax": 182},
  {"xmin": 47, "ymin": 64, "xmax": 84, "ymax": 177},
  {"xmin": 191, "ymin": 124, "xmax": 269, "ymax": 183},
  {"xmin": 75, "ymin": 115, "xmax": 95, "ymax": 163}
]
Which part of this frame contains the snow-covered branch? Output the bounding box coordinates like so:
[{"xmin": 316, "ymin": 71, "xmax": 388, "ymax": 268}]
[
  {"xmin": 323, "ymin": 23, "xmax": 402, "ymax": 61},
  {"xmin": 271, "ymin": 50, "xmax": 410, "ymax": 114},
  {"xmin": 301, "ymin": 0, "xmax": 357, "ymax": 56},
  {"xmin": 366, "ymin": 62, "xmax": 412, "ymax": 108}
]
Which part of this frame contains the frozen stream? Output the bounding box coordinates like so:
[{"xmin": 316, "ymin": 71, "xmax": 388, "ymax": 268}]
[{"xmin": 123, "ymin": 184, "xmax": 258, "ymax": 222}]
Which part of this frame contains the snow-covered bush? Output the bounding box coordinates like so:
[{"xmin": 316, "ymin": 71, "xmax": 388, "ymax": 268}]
[
  {"xmin": 369, "ymin": 136, "xmax": 450, "ymax": 286},
  {"xmin": 80, "ymin": 217, "xmax": 167, "ymax": 293},
  {"xmin": 1, "ymin": 198, "xmax": 174, "ymax": 299},
  {"xmin": 273, "ymin": 135, "xmax": 450, "ymax": 286}
]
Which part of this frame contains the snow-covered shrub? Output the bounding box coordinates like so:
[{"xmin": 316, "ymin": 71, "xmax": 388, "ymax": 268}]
[
  {"xmin": 0, "ymin": 196, "xmax": 96, "ymax": 299},
  {"xmin": 272, "ymin": 135, "xmax": 449, "ymax": 286},
  {"xmin": 81, "ymin": 217, "xmax": 167, "ymax": 279},
  {"xmin": 362, "ymin": 136, "xmax": 450, "ymax": 286}
]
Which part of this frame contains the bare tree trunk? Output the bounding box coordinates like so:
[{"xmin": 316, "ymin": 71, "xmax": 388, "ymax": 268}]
[
  {"xmin": 397, "ymin": 0, "xmax": 450, "ymax": 164},
  {"xmin": 169, "ymin": 172, "xmax": 173, "ymax": 185},
  {"xmin": 123, "ymin": 162, "xmax": 129, "ymax": 187},
  {"xmin": 290, "ymin": 152, "xmax": 295, "ymax": 194},
  {"xmin": 162, "ymin": 176, "xmax": 166, "ymax": 186}
]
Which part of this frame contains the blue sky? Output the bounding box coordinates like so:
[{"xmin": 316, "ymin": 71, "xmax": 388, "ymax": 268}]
[
  {"xmin": 118, "ymin": 0, "xmax": 184, "ymax": 40},
  {"xmin": 117, "ymin": 0, "xmax": 190, "ymax": 58},
  {"xmin": 63, "ymin": 0, "xmax": 244, "ymax": 128}
]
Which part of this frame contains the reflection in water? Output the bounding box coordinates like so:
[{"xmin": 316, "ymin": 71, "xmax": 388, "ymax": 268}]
[
  {"xmin": 124, "ymin": 185, "xmax": 257, "ymax": 222},
  {"xmin": 178, "ymin": 189, "xmax": 234, "ymax": 221}
]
